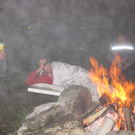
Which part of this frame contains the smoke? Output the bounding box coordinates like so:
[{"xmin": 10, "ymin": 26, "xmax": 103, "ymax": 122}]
[{"xmin": 0, "ymin": 0, "xmax": 135, "ymax": 82}]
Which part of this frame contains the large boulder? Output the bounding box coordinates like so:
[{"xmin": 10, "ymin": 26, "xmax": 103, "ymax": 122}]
[
  {"xmin": 58, "ymin": 85, "xmax": 92, "ymax": 116},
  {"xmin": 17, "ymin": 85, "xmax": 92, "ymax": 135}
]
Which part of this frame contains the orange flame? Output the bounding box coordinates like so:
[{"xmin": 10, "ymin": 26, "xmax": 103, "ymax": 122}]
[
  {"xmin": 89, "ymin": 54, "xmax": 135, "ymax": 109},
  {"xmin": 89, "ymin": 54, "xmax": 135, "ymax": 130}
]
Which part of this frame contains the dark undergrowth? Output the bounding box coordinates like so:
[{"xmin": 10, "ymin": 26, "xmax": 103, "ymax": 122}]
[{"xmin": 0, "ymin": 73, "xmax": 58, "ymax": 135}]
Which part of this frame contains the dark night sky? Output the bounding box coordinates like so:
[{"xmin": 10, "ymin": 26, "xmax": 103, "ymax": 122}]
[{"xmin": 0, "ymin": 0, "xmax": 135, "ymax": 81}]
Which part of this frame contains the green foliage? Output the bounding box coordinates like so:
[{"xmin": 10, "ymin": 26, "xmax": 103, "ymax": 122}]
[
  {"xmin": 4, "ymin": 107, "xmax": 30, "ymax": 134},
  {"xmin": 14, "ymin": 107, "xmax": 29, "ymax": 129}
]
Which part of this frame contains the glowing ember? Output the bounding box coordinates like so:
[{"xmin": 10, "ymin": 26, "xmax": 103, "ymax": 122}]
[{"xmin": 89, "ymin": 54, "xmax": 135, "ymax": 129}]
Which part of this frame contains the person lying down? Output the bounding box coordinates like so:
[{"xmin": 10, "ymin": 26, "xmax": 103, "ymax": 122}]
[{"xmin": 25, "ymin": 58, "xmax": 99, "ymax": 101}]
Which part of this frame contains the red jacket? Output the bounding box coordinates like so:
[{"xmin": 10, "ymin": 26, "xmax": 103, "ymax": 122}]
[{"xmin": 25, "ymin": 70, "xmax": 53, "ymax": 85}]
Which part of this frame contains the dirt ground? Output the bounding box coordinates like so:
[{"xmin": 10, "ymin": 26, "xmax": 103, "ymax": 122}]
[{"xmin": 0, "ymin": 75, "xmax": 58, "ymax": 135}]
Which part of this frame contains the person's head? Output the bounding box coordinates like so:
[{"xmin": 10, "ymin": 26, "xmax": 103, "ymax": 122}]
[
  {"xmin": 117, "ymin": 31, "xmax": 127, "ymax": 43},
  {"xmin": 43, "ymin": 62, "xmax": 52, "ymax": 75}
]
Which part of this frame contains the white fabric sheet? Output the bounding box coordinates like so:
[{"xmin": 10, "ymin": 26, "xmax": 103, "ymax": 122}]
[{"xmin": 50, "ymin": 61, "xmax": 99, "ymax": 101}]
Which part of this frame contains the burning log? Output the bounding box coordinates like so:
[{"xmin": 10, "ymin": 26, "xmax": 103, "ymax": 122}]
[
  {"xmin": 81, "ymin": 102, "xmax": 101, "ymax": 119},
  {"xmin": 131, "ymin": 112, "xmax": 135, "ymax": 122},
  {"xmin": 98, "ymin": 93, "xmax": 111, "ymax": 107},
  {"xmin": 96, "ymin": 116, "xmax": 115, "ymax": 135},
  {"xmin": 84, "ymin": 56, "xmax": 135, "ymax": 133},
  {"xmin": 83, "ymin": 107, "xmax": 107, "ymax": 125},
  {"xmin": 118, "ymin": 118, "xmax": 125, "ymax": 130},
  {"xmin": 81, "ymin": 93, "xmax": 111, "ymax": 120},
  {"xmin": 82, "ymin": 92, "xmax": 119, "ymax": 126},
  {"xmin": 123, "ymin": 107, "xmax": 133, "ymax": 131}
]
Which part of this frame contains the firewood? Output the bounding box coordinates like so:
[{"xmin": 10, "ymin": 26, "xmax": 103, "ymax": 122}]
[
  {"xmin": 83, "ymin": 107, "xmax": 107, "ymax": 125},
  {"xmin": 133, "ymin": 123, "xmax": 135, "ymax": 130},
  {"xmin": 81, "ymin": 93, "xmax": 112, "ymax": 119},
  {"xmin": 120, "ymin": 120, "xmax": 125, "ymax": 130},
  {"xmin": 81, "ymin": 102, "xmax": 101, "ymax": 119},
  {"xmin": 96, "ymin": 116, "xmax": 115, "ymax": 135},
  {"xmin": 131, "ymin": 112, "xmax": 135, "ymax": 121},
  {"xmin": 123, "ymin": 107, "xmax": 133, "ymax": 131}
]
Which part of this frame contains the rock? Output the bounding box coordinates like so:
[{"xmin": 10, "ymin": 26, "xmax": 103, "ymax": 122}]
[
  {"xmin": 27, "ymin": 113, "xmax": 52, "ymax": 131},
  {"xmin": 18, "ymin": 113, "xmax": 87, "ymax": 135},
  {"xmin": 17, "ymin": 85, "xmax": 92, "ymax": 135},
  {"xmin": 106, "ymin": 130, "xmax": 135, "ymax": 135},
  {"xmin": 58, "ymin": 85, "xmax": 92, "ymax": 116},
  {"xmin": 18, "ymin": 101, "xmax": 88, "ymax": 135}
]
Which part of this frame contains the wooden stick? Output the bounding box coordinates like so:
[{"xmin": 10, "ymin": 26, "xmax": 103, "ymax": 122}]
[
  {"xmin": 81, "ymin": 102, "xmax": 101, "ymax": 119},
  {"xmin": 131, "ymin": 112, "xmax": 135, "ymax": 121},
  {"xmin": 81, "ymin": 92, "xmax": 113, "ymax": 119},
  {"xmin": 96, "ymin": 116, "xmax": 115, "ymax": 135},
  {"xmin": 83, "ymin": 107, "xmax": 107, "ymax": 125},
  {"xmin": 123, "ymin": 107, "xmax": 133, "ymax": 131}
]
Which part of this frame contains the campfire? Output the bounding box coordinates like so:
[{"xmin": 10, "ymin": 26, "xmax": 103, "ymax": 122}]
[{"xmin": 81, "ymin": 54, "xmax": 135, "ymax": 135}]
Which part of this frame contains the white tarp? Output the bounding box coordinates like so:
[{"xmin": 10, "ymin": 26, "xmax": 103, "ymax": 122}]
[{"xmin": 51, "ymin": 61, "xmax": 99, "ymax": 101}]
